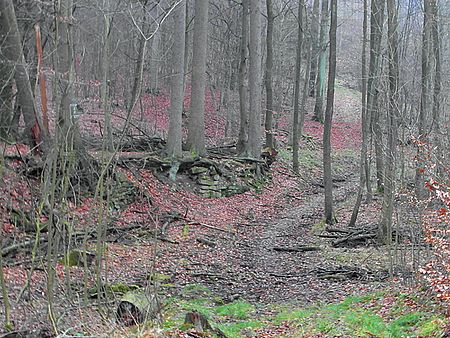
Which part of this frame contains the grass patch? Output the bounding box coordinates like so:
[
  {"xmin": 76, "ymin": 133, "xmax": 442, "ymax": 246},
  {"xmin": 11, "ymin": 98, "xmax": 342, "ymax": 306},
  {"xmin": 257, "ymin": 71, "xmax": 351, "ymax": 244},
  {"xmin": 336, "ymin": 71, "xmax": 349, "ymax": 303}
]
[
  {"xmin": 161, "ymin": 284, "xmax": 447, "ymax": 338},
  {"xmin": 274, "ymin": 308, "xmax": 312, "ymax": 323},
  {"xmin": 335, "ymin": 79, "xmax": 362, "ymax": 100},
  {"xmin": 214, "ymin": 300, "xmax": 255, "ymax": 319},
  {"xmin": 217, "ymin": 320, "xmax": 264, "ymax": 338},
  {"xmin": 278, "ymin": 148, "xmax": 320, "ymax": 170},
  {"xmin": 272, "ymin": 293, "xmax": 446, "ymax": 338}
]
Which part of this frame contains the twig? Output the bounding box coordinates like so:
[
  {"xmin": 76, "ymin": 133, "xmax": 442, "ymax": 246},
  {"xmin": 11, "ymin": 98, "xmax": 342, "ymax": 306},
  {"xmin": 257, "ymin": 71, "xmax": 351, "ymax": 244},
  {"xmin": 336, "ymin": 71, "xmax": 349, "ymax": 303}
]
[{"xmin": 187, "ymin": 221, "xmax": 235, "ymax": 234}]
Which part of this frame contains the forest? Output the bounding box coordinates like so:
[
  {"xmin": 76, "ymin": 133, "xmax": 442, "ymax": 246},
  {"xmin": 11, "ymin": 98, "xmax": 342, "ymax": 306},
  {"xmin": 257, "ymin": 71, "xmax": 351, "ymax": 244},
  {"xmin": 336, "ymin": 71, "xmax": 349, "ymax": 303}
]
[{"xmin": 0, "ymin": 0, "xmax": 449, "ymax": 337}]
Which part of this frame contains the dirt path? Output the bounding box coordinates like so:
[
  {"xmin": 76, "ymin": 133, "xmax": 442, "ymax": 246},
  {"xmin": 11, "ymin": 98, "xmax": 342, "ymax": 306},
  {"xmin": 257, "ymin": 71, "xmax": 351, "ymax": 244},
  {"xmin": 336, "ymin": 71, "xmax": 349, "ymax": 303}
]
[{"xmin": 190, "ymin": 159, "xmax": 388, "ymax": 305}]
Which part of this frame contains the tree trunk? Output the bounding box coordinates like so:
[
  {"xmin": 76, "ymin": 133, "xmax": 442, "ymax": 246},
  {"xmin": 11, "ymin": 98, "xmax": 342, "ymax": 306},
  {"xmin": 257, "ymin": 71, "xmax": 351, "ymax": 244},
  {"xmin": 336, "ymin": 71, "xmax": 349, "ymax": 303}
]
[
  {"xmin": 313, "ymin": 0, "xmax": 329, "ymax": 122},
  {"xmin": 101, "ymin": 0, "xmax": 113, "ymax": 149},
  {"xmin": 187, "ymin": 0, "xmax": 209, "ymax": 156},
  {"xmin": 349, "ymin": 0, "xmax": 368, "ymax": 227},
  {"xmin": 166, "ymin": 1, "xmax": 186, "ymax": 157},
  {"xmin": 0, "ymin": 55, "xmax": 13, "ymax": 139},
  {"xmin": 237, "ymin": 0, "xmax": 249, "ymax": 154},
  {"xmin": 0, "ymin": 0, "xmax": 43, "ymax": 146},
  {"xmin": 129, "ymin": 6, "xmax": 149, "ymax": 118},
  {"xmin": 430, "ymin": 0, "xmax": 442, "ymax": 175},
  {"xmin": 366, "ymin": 0, "xmax": 385, "ymax": 197},
  {"xmin": 308, "ymin": 0, "xmax": 320, "ymax": 97},
  {"xmin": 323, "ymin": 0, "xmax": 337, "ymax": 224},
  {"xmin": 300, "ymin": 30, "xmax": 311, "ymax": 138},
  {"xmin": 247, "ymin": 0, "xmax": 262, "ymax": 158},
  {"xmin": 264, "ymin": 0, "xmax": 275, "ymax": 149},
  {"xmin": 416, "ymin": 0, "xmax": 431, "ymax": 199},
  {"xmin": 149, "ymin": 4, "xmax": 160, "ymax": 92},
  {"xmin": 380, "ymin": 0, "xmax": 399, "ymax": 244},
  {"xmin": 292, "ymin": 0, "xmax": 305, "ymax": 174}
]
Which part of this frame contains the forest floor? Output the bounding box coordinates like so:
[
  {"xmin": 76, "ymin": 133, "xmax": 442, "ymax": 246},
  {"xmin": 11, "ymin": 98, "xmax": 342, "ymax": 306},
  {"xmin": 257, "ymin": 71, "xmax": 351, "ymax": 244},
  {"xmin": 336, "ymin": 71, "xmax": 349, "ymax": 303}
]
[{"xmin": 0, "ymin": 82, "xmax": 449, "ymax": 337}]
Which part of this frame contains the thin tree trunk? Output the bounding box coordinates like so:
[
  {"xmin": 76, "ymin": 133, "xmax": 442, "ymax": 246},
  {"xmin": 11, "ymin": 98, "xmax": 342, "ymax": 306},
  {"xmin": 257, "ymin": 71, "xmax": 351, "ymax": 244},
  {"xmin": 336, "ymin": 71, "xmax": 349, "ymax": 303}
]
[
  {"xmin": 313, "ymin": 0, "xmax": 329, "ymax": 122},
  {"xmin": 248, "ymin": 0, "xmax": 262, "ymax": 158},
  {"xmin": 166, "ymin": 0, "xmax": 186, "ymax": 157},
  {"xmin": 265, "ymin": 0, "xmax": 275, "ymax": 149},
  {"xmin": 149, "ymin": 4, "xmax": 160, "ymax": 92},
  {"xmin": 0, "ymin": 57, "xmax": 13, "ymax": 139},
  {"xmin": 366, "ymin": 0, "xmax": 385, "ymax": 198},
  {"xmin": 237, "ymin": 0, "xmax": 249, "ymax": 154},
  {"xmin": 430, "ymin": 0, "xmax": 442, "ymax": 174},
  {"xmin": 349, "ymin": 0, "xmax": 368, "ymax": 227},
  {"xmin": 34, "ymin": 23, "xmax": 49, "ymax": 137},
  {"xmin": 130, "ymin": 8, "xmax": 149, "ymax": 118},
  {"xmin": 323, "ymin": 0, "xmax": 337, "ymax": 224},
  {"xmin": 380, "ymin": 0, "xmax": 399, "ymax": 244},
  {"xmin": 416, "ymin": 0, "xmax": 431, "ymax": 199},
  {"xmin": 187, "ymin": 0, "xmax": 209, "ymax": 155},
  {"xmin": 300, "ymin": 31, "xmax": 311, "ymax": 138},
  {"xmin": 0, "ymin": 245, "xmax": 12, "ymax": 331},
  {"xmin": 101, "ymin": 0, "xmax": 112, "ymax": 149},
  {"xmin": 308, "ymin": 0, "xmax": 320, "ymax": 97},
  {"xmin": 293, "ymin": 0, "xmax": 304, "ymax": 173}
]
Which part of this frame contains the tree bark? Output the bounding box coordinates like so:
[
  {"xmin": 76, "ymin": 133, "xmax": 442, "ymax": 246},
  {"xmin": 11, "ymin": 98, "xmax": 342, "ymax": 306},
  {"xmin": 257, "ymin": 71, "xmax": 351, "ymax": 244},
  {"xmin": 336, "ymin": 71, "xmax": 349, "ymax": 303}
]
[
  {"xmin": 149, "ymin": 4, "xmax": 161, "ymax": 92},
  {"xmin": 308, "ymin": 0, "xmax": 320, "ymax": 97},
  {"xmin": 0, "ymin": 0, "xmax": 43, "ymax": 146},
  {"xmin": 416, "ymin": 0, "xmax": 431, "ymax": 199},
  {"xmin": 430, "ymin": 0, "xmax": 442, "ymax": 174},
  {"xmin": 323, "ymin": 0, "xmax": 337, "ymax": 224},
  {"xmin": 187, "ymin": 0, "xmax": 209, "ymax": 156},
  {"xmin": 349, "ymin": 0, "xmax": 368, "ymax": 227},
  {"xmin": 366, "ymin": 0, "xmax": 385, "ymax": 197},
  {"xmin": 313, "ymin": 0, "xmax": 329, "ymax": 122},
  {"xmin": 237, "ymin": 0, "xmax": 249, "ymax": 154},
  {"xmin": 101, "ymin": 0, "xmax": 113, "ymax": 149},
  {"xmin": 380, "ymin": 0, "xmax": 399, "ymax": 244},
  {"xmin": 247, "ymin": 0, "xmax": 262, "ymax": 158},
  {"xmin": 264, "ymin": 0, "xmax": 274, "ymax": 149},
  {"xmin": 292, "ymin": 0, "xmax": 305, "ymax": 174},
  {"xmin": 166, "ymin": 1, "xmax": 186, "ymax": 157}
]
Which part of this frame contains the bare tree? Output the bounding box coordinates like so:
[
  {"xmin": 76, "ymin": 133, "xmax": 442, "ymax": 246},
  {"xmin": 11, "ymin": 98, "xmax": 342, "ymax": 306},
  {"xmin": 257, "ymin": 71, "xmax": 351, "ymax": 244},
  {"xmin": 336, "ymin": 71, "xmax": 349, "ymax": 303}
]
[
  {"xmin": 380, "ymin": 0, "xmax": 399, "ymax": 244},
  {"xmin": 248, "ymin": 0, "xmax": 262, "ymax": 158},
  {"xmin": 313, "ymin": 0, "xmax": 329, "ymax": 122},
  {"xmin": 308, "ymin": 0, "xmax": 320, "ymax": 97},
  {"xmin": 292, "ymin": 0, "xmax": 305, "ymax": 174},
  {"xmin": 237, "ymin": 0, "xmax": 249, "ymax": 154},
  {"xmin": 416, "ymin": 0, "xmax": 431, "ymax": 199},
  {"xmin": 323, "ymin": 0, "xmax": 337, "ymax": 224},
  {"xmin": 0, "ymin": 0, "xmax": 44, "ymax": 146},
  {"xmin": 101, "ymin": 0, "xmax": 113, "ymax": 149},
  {"xmin": 349, "ymin": 0, "xmax": 368, "ymax": 227},
  {"xmin": 187, "ymin": 0, "xmax": 209, "ymax": 155},
  {"xmin": 166, "ymin": 0, "xmax": 186, "ymax": 157},
  {"xmin": 265, "ymin": 0, "xmax": 275, "ymax": 149},
  {"xmin": 366, "ymin": 0, "xmax": 385, "ymax": 196}
]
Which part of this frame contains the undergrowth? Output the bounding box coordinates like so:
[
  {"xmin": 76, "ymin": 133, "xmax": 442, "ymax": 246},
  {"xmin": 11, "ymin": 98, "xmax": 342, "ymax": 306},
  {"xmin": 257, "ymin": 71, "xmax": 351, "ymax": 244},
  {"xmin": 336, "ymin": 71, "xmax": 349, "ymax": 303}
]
[{"xmin": 159, "ymin": 284, "xmax": 447, "ymax": 338}]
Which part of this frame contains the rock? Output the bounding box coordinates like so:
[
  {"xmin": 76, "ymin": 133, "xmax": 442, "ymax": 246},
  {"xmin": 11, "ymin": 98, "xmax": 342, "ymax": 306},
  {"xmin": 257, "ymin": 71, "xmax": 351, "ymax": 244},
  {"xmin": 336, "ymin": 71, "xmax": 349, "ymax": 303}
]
[
  {"xmin": 198, "ymin": 177, "xmax": 216, "ymax": 186},
  {"xmin": 60, "ymin": 249, "xmax": 95, "ymax": 267},
  {"xmin": 190, "ymin": 166, "xmax": 209, "ymax": 175}
]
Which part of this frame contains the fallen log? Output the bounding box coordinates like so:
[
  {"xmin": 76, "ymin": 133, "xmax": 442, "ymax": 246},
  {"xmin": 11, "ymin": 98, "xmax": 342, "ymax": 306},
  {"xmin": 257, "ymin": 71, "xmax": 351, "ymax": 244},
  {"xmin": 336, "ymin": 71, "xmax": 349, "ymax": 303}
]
[
  {"xmin": 116, "ymin": 291, "xmax": 161, "ymax": 326},
  {"xmin": 272, "ymin": 245, "xmax": 320, "ymax": 253},
  {"xmin": 332, "ymin": 233, "xmax": 377, "ymax": 247}
]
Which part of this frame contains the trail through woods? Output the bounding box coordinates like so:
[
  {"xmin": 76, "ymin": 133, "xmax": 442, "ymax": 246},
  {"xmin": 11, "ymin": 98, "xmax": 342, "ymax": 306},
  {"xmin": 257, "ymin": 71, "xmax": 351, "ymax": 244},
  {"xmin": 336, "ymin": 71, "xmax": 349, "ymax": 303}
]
[{"xmin": 2, "ymin": 83, "xmax": 445, "ymax": 336}]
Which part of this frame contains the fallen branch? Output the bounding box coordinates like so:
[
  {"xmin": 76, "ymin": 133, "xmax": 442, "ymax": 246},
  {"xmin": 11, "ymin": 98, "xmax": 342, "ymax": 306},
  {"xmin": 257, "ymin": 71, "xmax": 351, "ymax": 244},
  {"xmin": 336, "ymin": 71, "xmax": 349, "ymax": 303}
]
[
  {"xmin": 272, "ymin": 245, "xmax": 320, "ymax": 253},
  {"xmin": 187, "ymin": 221, "xmax": 235, "ymax": 234}
]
